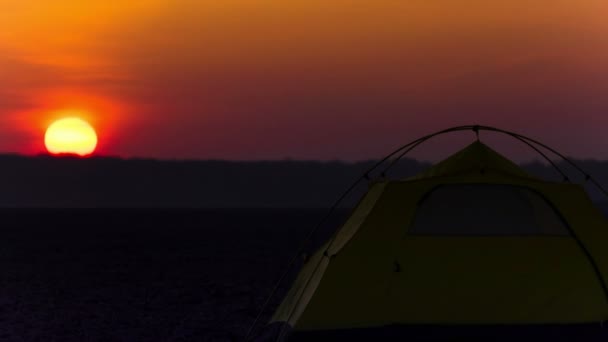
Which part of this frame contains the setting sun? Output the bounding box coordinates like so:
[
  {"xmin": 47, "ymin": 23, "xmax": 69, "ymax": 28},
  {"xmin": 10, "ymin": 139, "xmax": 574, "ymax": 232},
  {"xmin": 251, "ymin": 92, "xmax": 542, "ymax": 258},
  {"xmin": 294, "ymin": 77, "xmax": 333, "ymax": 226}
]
[{"xmin": 45, "ymin": 117, "xmax": 98, "ymax": 156}]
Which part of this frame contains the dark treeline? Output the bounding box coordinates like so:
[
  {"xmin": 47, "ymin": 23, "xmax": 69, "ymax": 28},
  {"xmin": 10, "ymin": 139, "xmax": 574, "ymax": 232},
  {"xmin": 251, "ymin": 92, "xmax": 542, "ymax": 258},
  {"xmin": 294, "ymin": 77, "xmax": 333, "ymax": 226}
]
[{"xmin": 0, "ymin": 154, "xmax": 606, "ymax": 208}]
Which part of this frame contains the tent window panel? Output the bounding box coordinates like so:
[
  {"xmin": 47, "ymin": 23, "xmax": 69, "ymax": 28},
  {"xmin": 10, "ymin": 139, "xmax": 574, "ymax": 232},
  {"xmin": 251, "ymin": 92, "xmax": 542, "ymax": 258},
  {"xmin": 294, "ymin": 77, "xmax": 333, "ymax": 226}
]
[{"xmin": 409, "ymin": 184, "xmax": 570, "ymax": 236}]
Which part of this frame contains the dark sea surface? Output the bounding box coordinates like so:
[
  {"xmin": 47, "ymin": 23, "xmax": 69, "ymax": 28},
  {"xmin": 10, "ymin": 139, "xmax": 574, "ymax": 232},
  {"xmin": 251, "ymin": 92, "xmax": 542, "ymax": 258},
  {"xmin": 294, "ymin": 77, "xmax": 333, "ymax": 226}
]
[{"xmin": 0, "ymin": 209, "xmax": 349, "ymax": 342}]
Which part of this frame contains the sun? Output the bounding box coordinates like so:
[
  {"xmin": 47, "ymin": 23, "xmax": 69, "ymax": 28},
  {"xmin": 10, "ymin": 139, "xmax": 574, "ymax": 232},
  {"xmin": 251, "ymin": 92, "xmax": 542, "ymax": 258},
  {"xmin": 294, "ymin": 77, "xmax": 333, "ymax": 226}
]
[{"xmin": 45, "ymin": 117, "xmax": 98, "ymax": 156}]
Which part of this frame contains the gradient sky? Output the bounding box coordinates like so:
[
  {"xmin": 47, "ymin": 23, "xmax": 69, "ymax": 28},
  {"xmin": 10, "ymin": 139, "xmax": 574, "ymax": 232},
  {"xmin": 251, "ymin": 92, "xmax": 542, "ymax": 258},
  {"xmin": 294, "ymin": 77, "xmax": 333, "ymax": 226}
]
[{"xmin": 1, "ymin": 1, "xmax": 608, "ymax": 161}]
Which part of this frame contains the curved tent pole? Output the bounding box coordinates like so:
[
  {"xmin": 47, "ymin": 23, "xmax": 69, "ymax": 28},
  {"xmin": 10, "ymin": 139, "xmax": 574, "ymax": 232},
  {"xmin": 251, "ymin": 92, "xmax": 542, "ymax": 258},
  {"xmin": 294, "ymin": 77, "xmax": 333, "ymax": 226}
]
[
  {"xmin": 380, "ymin": 125, "xmax": 572, "ymax": 182},
  {"xmin": 494, "ymin": 131, "xmax": 570, "ymax": 182},
  {"xmin": 381, "ymin": 125, "xmax": 608, "ymax": 196},
  {"xmin": 382, "ymin": 128, "xmax": 571, "ymax": 181},
  {"xmin": 243, "ymin": 124, "xmax": 608, "ymax": 341}
]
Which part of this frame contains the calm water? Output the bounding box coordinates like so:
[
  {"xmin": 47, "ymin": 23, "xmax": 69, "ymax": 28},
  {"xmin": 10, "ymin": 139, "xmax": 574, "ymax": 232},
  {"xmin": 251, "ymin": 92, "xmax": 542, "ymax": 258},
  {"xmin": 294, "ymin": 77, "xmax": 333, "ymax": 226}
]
[{"xmin": 0, "ymin": 209, "xmax": 348, "ymax": 341}]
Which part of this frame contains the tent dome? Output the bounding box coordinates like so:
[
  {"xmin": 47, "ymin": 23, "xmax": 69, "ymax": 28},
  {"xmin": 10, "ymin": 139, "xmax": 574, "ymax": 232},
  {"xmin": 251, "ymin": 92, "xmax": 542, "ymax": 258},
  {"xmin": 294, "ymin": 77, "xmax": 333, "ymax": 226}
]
[{"xmin": 257, "ymin": 140, "xmax": 608, "ymax": 341}]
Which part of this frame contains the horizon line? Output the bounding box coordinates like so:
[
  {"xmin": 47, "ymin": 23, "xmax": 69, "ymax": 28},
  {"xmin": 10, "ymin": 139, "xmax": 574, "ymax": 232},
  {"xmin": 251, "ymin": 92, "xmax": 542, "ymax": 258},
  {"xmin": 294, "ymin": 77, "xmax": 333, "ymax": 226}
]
[{"xmin": 0, "ymin": 151, "xmax": 603, "ymax": 165}]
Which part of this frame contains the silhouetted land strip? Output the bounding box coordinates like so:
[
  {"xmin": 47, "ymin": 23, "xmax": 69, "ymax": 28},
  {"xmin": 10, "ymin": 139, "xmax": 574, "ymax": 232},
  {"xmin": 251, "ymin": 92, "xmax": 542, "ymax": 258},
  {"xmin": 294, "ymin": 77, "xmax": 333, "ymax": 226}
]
[{"xmin": 0, "ymin": 154, "xmax": 606, "ymax": 207}]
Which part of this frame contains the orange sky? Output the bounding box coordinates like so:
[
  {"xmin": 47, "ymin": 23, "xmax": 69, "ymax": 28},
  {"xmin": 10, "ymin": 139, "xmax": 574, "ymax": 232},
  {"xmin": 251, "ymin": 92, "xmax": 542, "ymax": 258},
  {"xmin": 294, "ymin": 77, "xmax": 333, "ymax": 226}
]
[{"xmin": 1, "ymin": 1, "xmax": 608, "ymax": 160}]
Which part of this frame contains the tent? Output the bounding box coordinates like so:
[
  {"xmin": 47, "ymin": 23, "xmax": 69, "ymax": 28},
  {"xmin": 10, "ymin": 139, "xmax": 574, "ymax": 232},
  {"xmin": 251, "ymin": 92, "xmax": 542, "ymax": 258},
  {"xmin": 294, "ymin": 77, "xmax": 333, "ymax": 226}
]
[{"xmin": 252, "ymin": 128, "xmax": 608, "ymax": 341}]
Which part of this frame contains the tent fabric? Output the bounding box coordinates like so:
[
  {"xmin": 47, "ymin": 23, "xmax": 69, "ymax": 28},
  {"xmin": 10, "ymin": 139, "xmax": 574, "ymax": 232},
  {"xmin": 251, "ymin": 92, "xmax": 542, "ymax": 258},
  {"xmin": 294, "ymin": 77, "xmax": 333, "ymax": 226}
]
[
  {"xmin": 411, "ymin": 141, "xmax": 534, "ymax": 180},
  {"xmin": 264, "ymin": 141, "xmax": 608, "ymax": 340},
  {"xmin": 270, "ymin": 183, "xmax": 387, "ymax": 327}
]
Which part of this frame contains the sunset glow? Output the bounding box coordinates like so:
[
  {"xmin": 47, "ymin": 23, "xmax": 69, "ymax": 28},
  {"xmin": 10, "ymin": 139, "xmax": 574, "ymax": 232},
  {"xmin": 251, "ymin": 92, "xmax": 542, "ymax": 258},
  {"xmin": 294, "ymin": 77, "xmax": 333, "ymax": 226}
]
[
  {"xmin": 45, "ymin": 118, "xmax": 98, "ymax": 156},
  {"xmin": 1, "ymin": 1, "xmax": 608, "ymax": 160}
]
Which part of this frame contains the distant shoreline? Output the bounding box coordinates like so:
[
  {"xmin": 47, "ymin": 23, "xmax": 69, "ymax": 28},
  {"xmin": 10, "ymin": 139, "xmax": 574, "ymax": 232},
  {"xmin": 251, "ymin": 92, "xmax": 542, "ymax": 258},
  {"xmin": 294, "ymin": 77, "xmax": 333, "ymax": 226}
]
[{"xmin": 0, "ymin": 154, "xmax": 606, "ymax": 208}]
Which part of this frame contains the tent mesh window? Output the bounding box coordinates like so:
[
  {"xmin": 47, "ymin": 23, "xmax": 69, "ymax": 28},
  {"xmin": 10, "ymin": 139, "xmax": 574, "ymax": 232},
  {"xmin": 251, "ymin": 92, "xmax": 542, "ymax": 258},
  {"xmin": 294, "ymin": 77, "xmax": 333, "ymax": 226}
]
[{"xmin": 408, "ymin": 184, "xmax": 570, "ymax": 236}]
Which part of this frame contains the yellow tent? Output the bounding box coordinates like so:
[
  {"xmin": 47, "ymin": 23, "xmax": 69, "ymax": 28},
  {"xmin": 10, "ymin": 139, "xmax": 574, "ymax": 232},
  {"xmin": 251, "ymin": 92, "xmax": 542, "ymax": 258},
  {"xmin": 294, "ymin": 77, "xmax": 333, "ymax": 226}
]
[{"xmin": 253, "ymin": 128, "xmax": 608, "ymax": 341}]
